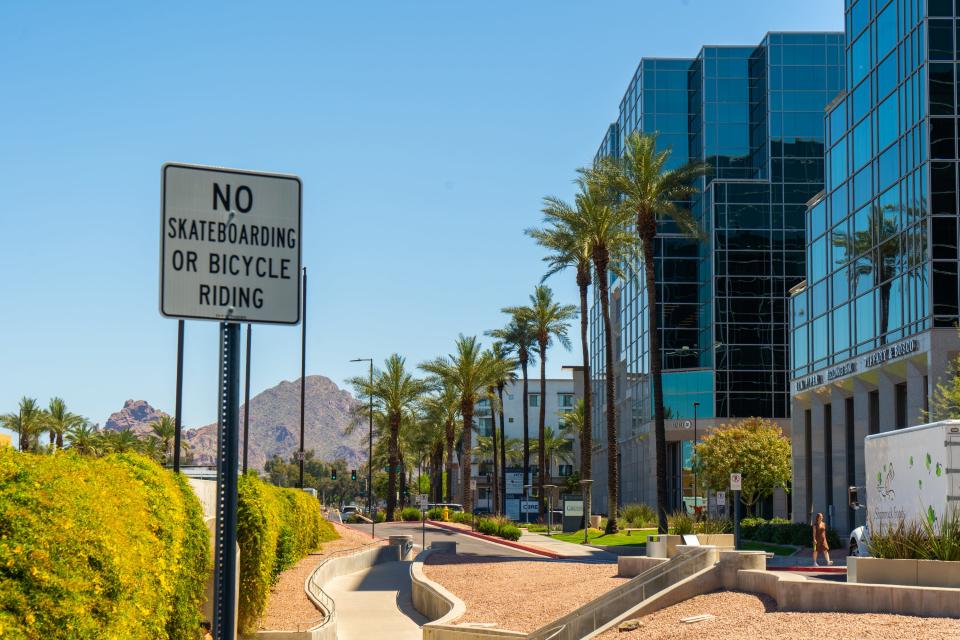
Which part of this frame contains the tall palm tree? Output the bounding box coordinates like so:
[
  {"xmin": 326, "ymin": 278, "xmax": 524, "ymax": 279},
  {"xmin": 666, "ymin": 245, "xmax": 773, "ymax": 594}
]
[
  {"xmin": 591, "ymin": 130, "xmax": 709, "ymax": 533},
  {"xmin": 488, "ymin": 341, "xmax": 517, "ymax": 514},
  {"xmin": 66, "ymin": 421, "xmax": 100, "ymax": 455},
  {"xmin": 505, "ymin": 285, "xmax": 576, "ymax": 521},
  {"xmin": 487, "ymin": 316, "xmax": 537, "ymax": 511},
  {"xmin": 98, "ymin": 429, "xmax": 140, "ymax": 454},
  {"xmin": 537, "ymin": 426, "xmax": 576, "ymax": 485},
  {"xmin": 349, "ymin": 354, "xmax": 429, "ymax": 521},
  {"xmin": 46, "ymin": 397, "xmax": 84, "ymax": 451},
  {"xmin": 422, "ymin": 384, "xmax": 461, "ymax": 502},
  {"xmin": 421, "ymin": 335, "xmax": 501, "ymax": 514},
  {"xmin": 1, "ymin": 397, "xmax": 47, "ymax": 452},
  {"xmin": 150, "ymin": 415, "xmax": 177, "ymax": 463},
  {"xmin": 478, "ymin": 392, "xmax": 500, "ymax": 514},
  {"xmin": 527, "ymin": 193, "xmax": 596, "ymax": 486}
]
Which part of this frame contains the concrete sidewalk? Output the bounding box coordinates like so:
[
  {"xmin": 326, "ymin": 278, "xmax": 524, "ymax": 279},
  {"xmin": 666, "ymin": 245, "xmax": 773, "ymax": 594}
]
[
  {"xmin": 324, "ymin": 560, "xmax": 427, "ymax": 640},
  {"xmin": 517, "ymin": 531, "xmax": 617, "ymax": 563}
]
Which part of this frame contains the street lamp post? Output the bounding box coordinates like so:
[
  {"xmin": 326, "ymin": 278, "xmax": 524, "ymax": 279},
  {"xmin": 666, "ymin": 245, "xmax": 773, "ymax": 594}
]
[
  {"xmin": 543, "ymin": 484, "xmax": 557, "ymax": 536},
  {"xmin": 351, "ymin": 357, "xmax": 375, "ymax": 539},
  {"xmin": 579, "ymin": 479, "xmax": 593, "ymax": 544},
  {"xmin": 692, "ymin": 401, "xmax": 699, "ymax": 518}
]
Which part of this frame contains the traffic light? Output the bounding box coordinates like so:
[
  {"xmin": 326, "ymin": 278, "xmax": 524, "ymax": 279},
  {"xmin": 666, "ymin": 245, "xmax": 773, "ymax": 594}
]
[
  {"xmin": 331, "ymin": 469, "xmax": 337, "ymax": 480},
  {"xmin": 351, "ymin": 469, "xmax": 357, "ymax": 481}
]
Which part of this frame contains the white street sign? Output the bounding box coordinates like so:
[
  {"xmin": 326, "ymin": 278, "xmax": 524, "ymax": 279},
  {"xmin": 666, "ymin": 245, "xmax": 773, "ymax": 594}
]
[
  {"xmin": 416, "ymin": 494, "xmax": 428, "ymax": 509},
  {"xmin": 470, "ymin": 478, "xmax": 477, "ymax": 492},
  {"xmin": 730, "ymin": 473, "xmax": 742, "ymax": 491},
  {"xmin": 160, "ymin": 163, "xmax": 302, "ymax": 324},
  {"xmin": 716, "ymin": 491, "xmax": 726, "ymax": 506}
]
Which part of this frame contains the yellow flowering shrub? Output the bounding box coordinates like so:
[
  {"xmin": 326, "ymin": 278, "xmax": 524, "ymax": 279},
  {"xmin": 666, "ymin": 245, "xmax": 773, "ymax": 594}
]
[
  {"xmin": 236, "ymin": 474, "xmax": 336, "ymax": 632},
  {"xmin": 0, "ymin": 449, "xmax": 209, "ymax": 640}
]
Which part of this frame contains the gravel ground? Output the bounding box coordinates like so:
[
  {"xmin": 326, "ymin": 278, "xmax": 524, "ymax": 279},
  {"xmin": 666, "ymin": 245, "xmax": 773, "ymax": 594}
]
[
  {"xmin": 596, "ymin": 591, "xmax": 960, "ymax": 640},
  {"xmin": 257, "ymin": 522, "xmax": 385, "ymax": 631},
  {"xmin": 423, "ymin": 553, "xmax": 626, "ymax": 632}
]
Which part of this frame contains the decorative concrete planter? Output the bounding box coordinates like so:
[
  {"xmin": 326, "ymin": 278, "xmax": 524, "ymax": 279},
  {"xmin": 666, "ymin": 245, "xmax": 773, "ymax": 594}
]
[
  {"xmin": 646, "ymin": 534, "xmax": 684, "ymax": 558},
  {"xmin": 590, "ymin": 515, "xmax": 602, "ymax": 529},
  {"xmin": 848, "ymin": 556, "xmax": 960, "ymax": 588},
  {"xmin": 698, "ymin": 534, "xmax": 735, "ymax": 549}
]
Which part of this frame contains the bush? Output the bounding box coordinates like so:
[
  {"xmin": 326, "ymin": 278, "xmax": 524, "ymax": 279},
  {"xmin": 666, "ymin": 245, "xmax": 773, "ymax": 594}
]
[
  {"xmin": 668, "ymin": 510, "xmax": 694, "ymax": 535},
  {"xmin": 621, "ymin": 503, "xmax": 657, "ymax": 528},
  {"xmin": 426, "ymin": 507, "xmax": 443, "ymax": 521},
  {"xmin": 450, "ymin": 511, "xmax": 473, "ymax": 525},
  {"xmin": 374, "ymin": 510, "xmax": 386, "ymax": 523},
  {"xmin": 697, "ymin": 516, "xmax": 733, "ymax": 534},
  {"xmin": 400, "ymin": 507, "xmax": 422, "ymax": 522},
  {"xmin": 869, "ymin": 512, "xmax": 960, "ymax": 561},
  {"xmin": 499, "ymin": 524, "xmax": 521, "ymax": 541},
  {"xmin": 476, "ymin": 518, "xmax": 498, "ymax": 536},
  {"xmin": 0, "ymin": 450, "xmax": 209, "ymax": 639},
  {"xmin": 740, "ymin": 517, "xmax": 841, "ymax": 549},
  {"xmin": 237, "ymin": 473, "xmax": 336, "ymax": 632}
]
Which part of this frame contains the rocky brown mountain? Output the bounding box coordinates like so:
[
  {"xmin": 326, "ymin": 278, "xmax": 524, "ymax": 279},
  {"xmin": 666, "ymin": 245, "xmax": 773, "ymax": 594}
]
[
  {"xmin": 105, "ymin": 375, "xmax": 364, "ymax": 471},
  {"xmin": 104, "ymin": 400, "xmax": 170, "ymax": 436},
  {"xmin": 184, "ymin": 375, "xmax": 364, "ymax": 470}
]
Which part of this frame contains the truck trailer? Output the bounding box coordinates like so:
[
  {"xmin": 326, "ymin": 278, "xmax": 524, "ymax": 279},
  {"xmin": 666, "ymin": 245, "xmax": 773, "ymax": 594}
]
[{"xmin": 849, "ymin": 420, "xmax": 960, "ymax": 556}]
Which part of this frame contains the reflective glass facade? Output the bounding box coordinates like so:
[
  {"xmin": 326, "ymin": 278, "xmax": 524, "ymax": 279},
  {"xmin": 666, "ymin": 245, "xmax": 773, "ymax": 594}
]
[{"xmin": 591, "ymin": 32, "xmax": 843, "ymax": 508}]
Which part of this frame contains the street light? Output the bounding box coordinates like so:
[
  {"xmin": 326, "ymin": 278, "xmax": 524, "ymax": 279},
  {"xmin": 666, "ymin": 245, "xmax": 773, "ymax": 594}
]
[
  {"xmin": 351, "ymin": 357, "xmax": 375, "ymax": 539},
  {"xmin": 579, "ymin": 479, "xmax": 593, "ymax": 544},
  {"xmin": 543, "ymin": 484, "xmax": 557, "ymax": 536}
]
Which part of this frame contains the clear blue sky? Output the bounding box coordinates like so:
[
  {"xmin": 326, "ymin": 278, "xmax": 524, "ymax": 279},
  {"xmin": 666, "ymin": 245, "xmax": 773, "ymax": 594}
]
[{"xmin": 0, "ymin": 1, "xmax": 843, "ymax": 437}]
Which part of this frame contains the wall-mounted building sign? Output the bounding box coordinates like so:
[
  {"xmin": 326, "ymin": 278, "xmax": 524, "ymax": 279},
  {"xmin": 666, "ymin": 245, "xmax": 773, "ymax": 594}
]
[
  {"xmin": 863, "ymin": 339, "xmax": 920, "ymax": 369},
  {"xmin": 827, "ymin": 362, "xmax": 857, "ymax": 380},
  {"xmin": 794, "ymin": 338, "xmax": 921, "ymax": 393},
  {"xmin": 795, "ymin": 374, "xmax": 823, "ymax": 392}
]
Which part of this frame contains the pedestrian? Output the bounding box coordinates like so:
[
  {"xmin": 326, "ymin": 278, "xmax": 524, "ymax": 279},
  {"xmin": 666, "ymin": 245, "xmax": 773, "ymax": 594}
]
[
  {"xmin": 812, "ymin": 512, "xmax": 833, "ymax": 566},
  {"xmin": 200, "ymin": 621, "xmax": 213, "ymax": 640}
]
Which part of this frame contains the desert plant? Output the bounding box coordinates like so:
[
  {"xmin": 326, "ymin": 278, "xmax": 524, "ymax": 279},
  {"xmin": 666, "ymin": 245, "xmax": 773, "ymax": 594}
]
[
  {"xmin": 621, "ymin": 503, "xmax": 657, "ymax": 528},
  {"xmin": 668, "ymin": 510, "xmax": 694, "ymax": 536},
  {"xmin": 400, "ymin": 507, "xmax": 422, "ymax": 522},
  {"xmin": 477, "ymin": 518, "xmax": 499, "ymax": 536},
  {"xmin": 697, "ymin": 516, "xmax": 733, "ymax": 535},
  {"xmin": 499, "ymin": 524, "xmax": 522, "ymax": 541},
  {"xmin": 426, "ymin": 507, "xmax": 443, "ymax": 520}
]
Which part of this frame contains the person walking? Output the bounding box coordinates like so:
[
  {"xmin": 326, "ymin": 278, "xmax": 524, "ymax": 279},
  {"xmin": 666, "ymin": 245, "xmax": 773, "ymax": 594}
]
[{"xmin": 812, "ymin": 512, "xmax": 833, "ymax": 566}]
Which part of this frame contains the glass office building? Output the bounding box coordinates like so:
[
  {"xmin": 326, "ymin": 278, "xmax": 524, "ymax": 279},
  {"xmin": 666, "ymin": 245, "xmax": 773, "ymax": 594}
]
[
  {"xmin": 590, "ymin": 33, "xmax": 844, "ymax": 512},
  {"xmin": 790, "ymin": 0, "xmax": 960, "ymax": 536}
]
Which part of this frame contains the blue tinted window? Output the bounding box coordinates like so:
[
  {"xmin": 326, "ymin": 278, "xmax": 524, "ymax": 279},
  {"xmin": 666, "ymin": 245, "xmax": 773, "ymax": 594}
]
[
  {"xmin": 929, "ymin": 0, "xmax": 953, "ymax": 17},
  {"xmin": 855, "ymin": 291, "xmax": 876, "ymax": 348},
  {"xmin": 929, "ymin": 63, "xmax": 955, "ymax": 115},
  {"xmin": 833, "ymin": 303, "xmax": 850, "ymax": 354},
  {"xmin": 830, "ymin": 101, "xmax": 847, "ymax": 146},
  {"xmin": 830, "ymin": 140, "xmax": 847, "ymax": 190},
  {"xmin": 853, "ymin": 165, "xmax": 873, "ymax": 209},
  {"xmin": 849, "ymin": 0, "xmax": 870, "ymax": 38},
  {"xmin": 851, "ymin": 33, "xmax": 871, "ymax": 84},
  {"xmin": 878, "ymin": 144, "xmax": 899, "ymax": 191},
  {"xmin": 877, "ymin": 93, "xmax": 898, "ymax": 150},
  {"xmin": 929, "ymin": 20, "xmax": 954, "ymax": 61},
  {"xmin": 876, "ymin": 2, "xmax": 897, "ymax": 58},
  {"xmin": 852, "ymin": 79, "xmax": 871, "ymax": 123},
  {"xmin": 813, "ymin": 316, "xmax": 828, "ymax": 361},
  {"xmin": 876, "ymin": 52, "xmax": 897, "ymax": 100},
  {"xmin": 852, "ymin": 118, "xmax": 872, "ymax": 168},
  {"xmin": 812, "ymin": 236, "xmax": 828, "ymax": 282},
  {"xmin": 831, "ymin": 184, "xmax": 849, "ymax": 227}
]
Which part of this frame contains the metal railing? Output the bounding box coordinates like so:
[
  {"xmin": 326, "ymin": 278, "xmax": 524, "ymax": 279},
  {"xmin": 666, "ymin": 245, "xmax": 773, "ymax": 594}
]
[{"xmin": 527, "ymin": 546, "xmax": 715, "ymax": 640}]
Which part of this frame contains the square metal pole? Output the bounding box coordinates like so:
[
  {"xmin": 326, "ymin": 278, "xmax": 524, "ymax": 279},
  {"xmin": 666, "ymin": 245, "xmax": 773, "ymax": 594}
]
[{"xmin": 213, "ymin": 322, "xmax": 240, "ymax": 640}]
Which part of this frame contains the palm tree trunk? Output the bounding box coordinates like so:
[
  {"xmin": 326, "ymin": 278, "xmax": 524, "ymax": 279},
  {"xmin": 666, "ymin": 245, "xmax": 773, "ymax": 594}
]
[
  {"xmin": 538, "ymin": 342, "xmax": 548, "ymax": 522},
  {"xmin": 490, "ymin": 401, "xmax": 500, "ymax": 515},
  {"xmin": 595, "ymin": 249, "xmax": 619, "ymax": 534},
  {"xmin": 445, "ymin": 420, "xmax": 455, "ymax": 502},
  {"xmin": 497, "ymin": 384, "xmax": 507, "ymax": 515},
  {"xmin": 461, "ymin": 401, "xmax": 474, "ymax": 514},
  {"xmin": 578, "ymin": 274, "xmax": 592, "ymax": 481},
  {"xmin": 387, "ymin": 415, "xmax": 400, "ymax": 521},
  {"xmin": 57, "ymin": 432, "xmax": 64, "ymax": 449},
  {"xmin": 521, "ymin": 355, "xmax": 530, "ymax": 516},
  {"xmin": 641, "ymin": 232, "xmax": 669, "ymax": 534}
]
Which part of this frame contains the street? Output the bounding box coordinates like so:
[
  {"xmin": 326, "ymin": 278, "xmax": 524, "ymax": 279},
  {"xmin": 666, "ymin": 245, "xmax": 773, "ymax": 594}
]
[{"xmin": 339, "ymin": 519, "xmax": 539, "ymax": 559}]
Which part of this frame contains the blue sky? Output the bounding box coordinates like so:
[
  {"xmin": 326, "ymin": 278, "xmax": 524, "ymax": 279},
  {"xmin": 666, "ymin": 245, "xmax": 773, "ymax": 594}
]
[{"xmin": 0, "ymin": 1, "xmax": 844, "ymax": 437}]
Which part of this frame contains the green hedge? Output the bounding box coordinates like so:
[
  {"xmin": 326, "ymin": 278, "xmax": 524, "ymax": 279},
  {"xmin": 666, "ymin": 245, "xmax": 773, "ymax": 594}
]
[
  {"xmin": 0, "ymin": 449, "xmax": 209, "ymax": 639},
  {"xmin": 237, "ymin": 474, "xmax": 336, "ymax": 633},
  {"xmin": 400, "ymin": 507, "xmax": 421, "ymax": 522},
  {"xmin": 475, "ymin": 516, "xmax": 521, "ymax": 541},
  {"xmin": 741, "ymin": 517, "xmax": 841, "ymax": 549}
]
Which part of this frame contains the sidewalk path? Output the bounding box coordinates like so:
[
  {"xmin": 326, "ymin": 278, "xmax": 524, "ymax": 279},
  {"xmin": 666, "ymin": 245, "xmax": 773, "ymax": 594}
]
[
  {"xmin": 517, "ymin": 531, "xmax": 617, "ymax": 563},
  {"xmin": 324, "ymin": 560, "xmax": 426, "ymax": 640}
]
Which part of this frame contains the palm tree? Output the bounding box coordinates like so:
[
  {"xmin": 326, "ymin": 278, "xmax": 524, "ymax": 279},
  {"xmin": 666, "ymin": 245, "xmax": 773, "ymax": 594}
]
[
  {"xmin": 66, "ymin": 421, "xmax": 100, "ymax": 455},
  {"xmin": 528, "ymin": 196, "xmax": 595, "ymax": 485},
  {"xmin": 46, "ymin": 397, "xmax": 85, "ymax": 451},
  {"xmin": 590, "ymin": 130, "xmax": 709, "ymax": 533},
  {"xmin": 422, "ymin": 384, "xmax": 461, "ymax": 502},
  {"xmin": 478, "ymin": 393, "xmax": 500, "ymax": 514},
  {"xmin": 421, "ymin": 335, "xmax": 500, "ymax": 514},
  {"xmin": 487, "ymin": 341, "xmax": 517, "ymax": 514},
  {"xmin": 505, "ymin": 285, "xmax": 576, "ymax": 521},
  {"xmin": 98, "ymin": 429, "xmax": 140, "ymax": 454},
  {"xmin": 1, "ymin": 397, "xmax": 47, "ymax": 452},
  {"xmin": 487, "ymin": 316, "xmax": 537, "ymax": 512},
  {"xmin": 349, "ymin": 354, "xmax": 429, "ymax": 521},
  {"xmin": 538, "ymin": 426, "xmax": 576, "ymax": 485},
  {"xmin": 149, "ymin": 415, "xmax": 177, "ymax": 464}
]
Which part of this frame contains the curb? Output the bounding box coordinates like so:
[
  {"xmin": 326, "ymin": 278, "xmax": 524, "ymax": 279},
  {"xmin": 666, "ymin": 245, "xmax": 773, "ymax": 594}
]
[
  {"xmin": 426, "ymin": 520, "xmax": 564, "ymax": 558},
  {"xmin": 775, "ymin": 566, "xmax": 847, "ymax": 573}
]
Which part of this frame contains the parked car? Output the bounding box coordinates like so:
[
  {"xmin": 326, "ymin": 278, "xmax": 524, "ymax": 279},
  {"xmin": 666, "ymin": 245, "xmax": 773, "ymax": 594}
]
[
  {"xmin": 340, "ymin": 504, "xmax": 362, "ymax": 517},
  {"xmin": 427, "ymin": 503, "xmax": 464, "ymax": 513}
]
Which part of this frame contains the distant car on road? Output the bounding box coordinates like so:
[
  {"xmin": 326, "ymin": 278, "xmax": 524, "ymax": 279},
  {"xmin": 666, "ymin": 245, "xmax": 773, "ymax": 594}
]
[
  {"xmin": 427, "ymin": 503, "xmax": 464, "ymax": 514},
  {"xmin": 340, "ymin": 505, "xmax": 362, "ymax": 517},
  {"xmin": 473, "ymin": 507, "xmax": 491, "ymax": 516}
]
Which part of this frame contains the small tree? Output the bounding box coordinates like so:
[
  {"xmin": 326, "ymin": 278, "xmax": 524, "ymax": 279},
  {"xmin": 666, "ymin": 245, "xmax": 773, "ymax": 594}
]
[
  {"xmin": 694, "ymin": 417, "xmax": 791, "ymax": 516},
  {"xmin": 928, "ymin": 356, "xmax": 960, "ymax": 420}
]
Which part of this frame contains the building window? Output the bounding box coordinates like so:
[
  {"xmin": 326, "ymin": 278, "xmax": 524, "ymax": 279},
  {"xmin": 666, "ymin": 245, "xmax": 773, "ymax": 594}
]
[
  {"xmin": 476, "ymin": 417, "xmax": 493, "ymax": 437},
  {"xmin": 529, "ymin": 393, "xmax": 540, "ymax": 408},
  {"xmin": 558, "ymin": 464, "xmax": 573, "ymax": 477},
  {"xmin": 508, "ymin": 417, "xmax": 514, "ymax": 423},
  {"xmin": 895, "ymin": 383, "xmax": 907, "ymax": 429},
  {"xmin": 558, "ymin": 393, "xmax": 574, "ymax": 410}
]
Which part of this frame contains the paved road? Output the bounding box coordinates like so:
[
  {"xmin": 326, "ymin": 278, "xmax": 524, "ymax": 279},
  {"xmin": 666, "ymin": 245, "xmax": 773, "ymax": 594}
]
[{"xmin": 342, "ymin": 520, "xmax": 539, "ymax": 559}]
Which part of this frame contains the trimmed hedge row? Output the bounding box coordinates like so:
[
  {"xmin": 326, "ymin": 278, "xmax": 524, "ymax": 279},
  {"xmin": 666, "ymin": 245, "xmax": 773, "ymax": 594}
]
[
  {"xmin": 236, "ymin": 474, "xmax": 336, "ymax": 633},
  {"xmin": 0, "ymin": 450, "xmax": 209, "ymax": 639},
  {"xmin": 741, "ymin": 517, "xmax": 842, "ymax": 549},
  {"xmin": 476, "ymin": 517, "xmax": 521, "ymax": 541}
]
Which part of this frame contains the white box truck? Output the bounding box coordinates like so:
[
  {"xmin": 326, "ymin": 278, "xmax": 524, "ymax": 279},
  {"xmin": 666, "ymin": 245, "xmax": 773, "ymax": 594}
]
[{"xmin": 849, "ymin": 420, "xmax": 960, "ymax": 556}]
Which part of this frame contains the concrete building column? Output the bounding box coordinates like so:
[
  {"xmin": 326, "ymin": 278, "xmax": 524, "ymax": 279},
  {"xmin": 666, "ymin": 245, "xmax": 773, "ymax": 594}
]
[
  {"xmin": 876, "ymin": 371, "xmax": 898, "ymax": 433},
  {"xmin": 906, "ymin": 360, "xmax": 927, "ymax": 428},
  {"xmin": 851, "ymin": 379, "xmax": 872, "ymax": 528},
  {"xmin": 830, "ymin": 386, "xmax": 851, "ymax": 534},
  {"xmin": 790, "ymin": 397, "xmax": 810, "ymax": 523},
  {"xmin": 809, "ymin": 394, "xmax": 828, "ymax": 522}
]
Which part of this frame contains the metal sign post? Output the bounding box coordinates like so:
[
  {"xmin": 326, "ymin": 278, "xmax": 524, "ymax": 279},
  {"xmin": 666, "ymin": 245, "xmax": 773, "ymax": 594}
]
[
  {"xmin": 213, "ymin": 322, "xmax": 241, "ymax": 640},
  {"xmin": 730, "ymin": 473, "xmax": 742, "ymax": 550}
]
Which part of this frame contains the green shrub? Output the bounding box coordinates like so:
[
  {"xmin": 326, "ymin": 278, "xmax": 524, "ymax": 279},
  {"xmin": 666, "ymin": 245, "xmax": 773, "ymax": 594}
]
[
  {"xmin": 426, "ymin": 507, "xmax": 443, "ymax": 520},
  {"xmin": 697, "ymin": 516, "xmax": 732, "ymax": 534},
  {"xmin": 0, "ymin": 450, "xmax": 209, "ymax": 639},
  {"xmin": 740, "ymin": 517, "xmax": 841, "ymax": 549},
  {"xmin": 237, "ymin": 474, "xmax": 335, "ymax": 633},
  {"xmin": 450, "ymin": 511, "xmax": 473, "ymax": 525},
  {"xmin": 400, "ymin": 507, "xmax": 422, "ymax": 522},
  {"xmin": 499, "ymin": 524, "xmax": 521, "ymax": 541},
  {"xmin": 621, "ymin": 503, "xmax": 657, "ymax": 528},
  {"xmin": 375, "ymin": 510, "xmax": 386, "ymax": 523},
  {"xmin": 476, "ymin": 518, "xmax": 498, "ymax": 536},
  {"xmin": 668, "ymin": 510, "xmax": 694, "ymax": 535},
  {"xmin": 869, "ymin": 512, "xmax": 960, "ymax": 561},
  {"xmin": 525, "ymin": 523, "xmax": 548, "ymax": 533}
]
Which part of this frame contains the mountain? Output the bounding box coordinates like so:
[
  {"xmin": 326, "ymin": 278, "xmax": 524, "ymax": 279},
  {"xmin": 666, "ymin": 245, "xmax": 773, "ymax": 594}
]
[
  {"xmin": 105, "ymin": 400, "xmax": 170, "ymax": 436},
  {"xmin": 184, "ymin": 375, "xmax": 364, "ymax": 470}
]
